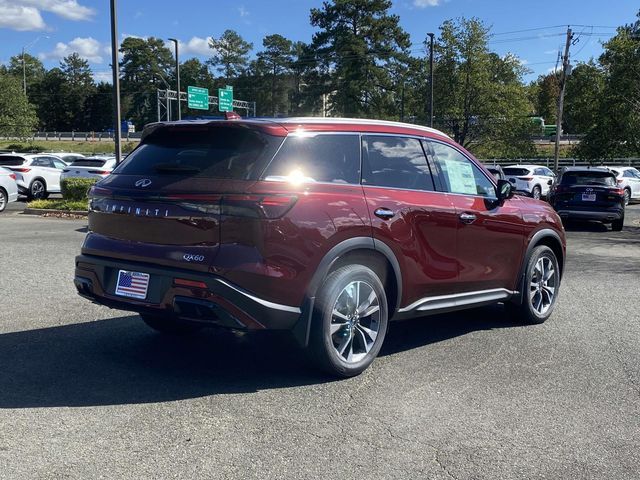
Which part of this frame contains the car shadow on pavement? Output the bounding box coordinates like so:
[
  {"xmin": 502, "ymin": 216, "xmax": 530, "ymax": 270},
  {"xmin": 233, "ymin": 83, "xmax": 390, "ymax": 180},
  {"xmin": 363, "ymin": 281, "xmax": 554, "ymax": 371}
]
[{"xmin": 0, "ymin": 305, "xmax": 520, "ymax": 409}]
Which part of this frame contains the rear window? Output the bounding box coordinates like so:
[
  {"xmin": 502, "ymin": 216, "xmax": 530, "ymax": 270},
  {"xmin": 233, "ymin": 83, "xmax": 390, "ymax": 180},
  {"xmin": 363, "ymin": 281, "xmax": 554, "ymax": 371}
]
[
  {"xmin": 503, "ymin": 167, "xmax": 531, "ymax": 176},
  {"xmin": 560, "ymin": 172, "xmax": 616, "ymax": 186},
  {"xmin": 0, "ymin": 156, "xmax": 26, "ymax": 166},
  {"xmin": 71, "ymin": 159, "xmax": 108, "ymax": 167},
  {"xmin": 263, "ymin": 134, "xmax": 360, "ymax": 184},
  {"xmin": 113, "ymin": 126, "xmax": 282, "ymax": 180}
]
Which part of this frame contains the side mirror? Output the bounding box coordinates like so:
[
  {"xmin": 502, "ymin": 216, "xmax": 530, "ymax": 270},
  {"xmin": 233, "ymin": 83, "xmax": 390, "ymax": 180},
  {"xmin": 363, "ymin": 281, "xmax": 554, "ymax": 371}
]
[{"xmin": 496, "ymin": 179, "xmax": 514, "ymax": 201}]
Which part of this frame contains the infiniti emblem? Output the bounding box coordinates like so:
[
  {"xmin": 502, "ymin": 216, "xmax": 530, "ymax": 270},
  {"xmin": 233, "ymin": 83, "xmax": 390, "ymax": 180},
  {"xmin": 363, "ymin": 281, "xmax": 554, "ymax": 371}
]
[{"xmin": 135, "ymin": 178, "xmax": 152, "ymax": 188}]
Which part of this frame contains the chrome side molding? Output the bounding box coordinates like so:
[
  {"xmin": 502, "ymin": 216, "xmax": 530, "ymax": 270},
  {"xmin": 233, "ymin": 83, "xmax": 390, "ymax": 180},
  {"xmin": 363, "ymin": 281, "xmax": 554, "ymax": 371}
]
[{"xmin": 398, "ymin": 288, "xmax": 517, "ymax": 313}]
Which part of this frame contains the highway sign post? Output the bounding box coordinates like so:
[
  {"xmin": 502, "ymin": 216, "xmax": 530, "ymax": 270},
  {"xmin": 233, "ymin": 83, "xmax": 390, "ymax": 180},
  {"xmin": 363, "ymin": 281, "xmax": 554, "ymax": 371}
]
[
  {"xmin": 218, "ymin": 87, "xmax": 233, "ymax": 112},
  {"xmin": 188, "ymin": 86, "xmax": 209, "ymax": 110}
]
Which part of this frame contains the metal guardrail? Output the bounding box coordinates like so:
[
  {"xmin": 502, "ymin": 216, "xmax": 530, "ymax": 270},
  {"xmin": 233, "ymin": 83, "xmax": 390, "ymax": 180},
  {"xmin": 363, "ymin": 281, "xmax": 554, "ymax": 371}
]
[
  {"xmin": 481, "ymin": 158, "xmax": 640, "ymax": 168},
  {"xmin": 31, "ymin": 131, "xmax": 143, "ymax": 141}
]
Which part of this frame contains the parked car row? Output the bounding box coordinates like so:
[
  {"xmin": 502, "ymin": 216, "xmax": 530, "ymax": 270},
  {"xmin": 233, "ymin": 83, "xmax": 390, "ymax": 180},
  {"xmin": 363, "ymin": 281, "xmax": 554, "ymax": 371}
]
[
  {"xmin": 0, "ymin": 152, "xmax": 115, "ymax": 202},
  {"xmin": 484, "ymin": 162, "xmax": 638, "ymax": 231}
]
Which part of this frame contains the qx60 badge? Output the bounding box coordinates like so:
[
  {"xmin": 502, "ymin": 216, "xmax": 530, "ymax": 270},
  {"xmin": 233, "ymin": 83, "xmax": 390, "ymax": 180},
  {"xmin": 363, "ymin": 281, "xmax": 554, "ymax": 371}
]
[{"xmin": 135, "ymin": 178, "xmax": 152, "ymax": 188}]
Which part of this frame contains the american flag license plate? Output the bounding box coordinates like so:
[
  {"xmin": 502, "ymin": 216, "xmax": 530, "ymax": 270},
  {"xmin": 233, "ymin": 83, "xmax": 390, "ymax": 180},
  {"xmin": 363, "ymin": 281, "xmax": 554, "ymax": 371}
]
[{"xmin": 115, "ymin": 270, "xmax": 150, "ymax": 299}]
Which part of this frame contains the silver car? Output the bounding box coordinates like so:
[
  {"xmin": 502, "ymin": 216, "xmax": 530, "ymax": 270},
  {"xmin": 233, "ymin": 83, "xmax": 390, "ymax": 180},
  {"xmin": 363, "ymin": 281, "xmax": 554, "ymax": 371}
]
[{"xmin": 0, "ymin": 166, "xmax": 19, "ymax": 213}]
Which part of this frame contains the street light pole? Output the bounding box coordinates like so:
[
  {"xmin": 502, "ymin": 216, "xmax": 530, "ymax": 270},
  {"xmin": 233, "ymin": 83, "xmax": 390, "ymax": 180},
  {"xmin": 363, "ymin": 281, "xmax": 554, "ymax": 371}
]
[
  {"xmin": 427, "ymin": 32, "xmax": 435, "ymax": 128},
  {"xmin": 21, "ymin": 35, "xmax": 48, "ymax": 96},
  {"xmin": 168, "ymin": 38, "xmax": 181, "ymax": 120},
  {"xmin": 110, "ymin": 0, "xmax": 122, "ymax": 164}
]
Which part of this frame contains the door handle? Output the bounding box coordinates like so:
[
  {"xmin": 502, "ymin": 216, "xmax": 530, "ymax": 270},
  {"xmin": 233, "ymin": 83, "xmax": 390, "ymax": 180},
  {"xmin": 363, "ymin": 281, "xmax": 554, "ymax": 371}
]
[
  {"xmin": 374, "ymin": 208, "xmax": 395, "ymax": 220},
  {"xmin": 459, "ymin": 212, "xmax": 477, "ymax": 224}
]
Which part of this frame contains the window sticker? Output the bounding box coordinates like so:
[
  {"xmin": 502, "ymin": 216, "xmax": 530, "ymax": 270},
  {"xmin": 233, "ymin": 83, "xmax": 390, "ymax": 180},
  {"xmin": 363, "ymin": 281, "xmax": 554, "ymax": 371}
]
[{"xmin": 444, "ymin": 158, "xmax": 477, "ymax": 195}]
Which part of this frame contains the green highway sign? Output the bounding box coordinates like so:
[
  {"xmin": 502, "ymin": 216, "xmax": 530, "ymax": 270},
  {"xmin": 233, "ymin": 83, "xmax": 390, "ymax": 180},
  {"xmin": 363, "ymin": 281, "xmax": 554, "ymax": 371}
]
[
  {"xmin": 218, "ymin": 87, "xmax": 233, "ymax": 112},
  {"xmin": 187, "ymin": 86, "xmax": 209, "ymax": 110}
]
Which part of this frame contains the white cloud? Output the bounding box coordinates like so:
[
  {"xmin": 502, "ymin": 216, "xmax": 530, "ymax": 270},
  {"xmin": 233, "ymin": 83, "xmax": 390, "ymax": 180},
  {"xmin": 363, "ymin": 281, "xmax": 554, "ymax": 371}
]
[
  {"xmin": 238, "ymin": 6, "xmax": 249, "ymax": 17},
  {"xmin": 41, "ymin": 37, "xmax": 104, "ymax": 63},
  {"xmin": 0, "ymin": 0, "xmax": 94, "ymax": 30},
  {"xmin": 93, "ymin": 70, "xmax": 112, "ymax": 84},
  {"xmin": 180, "ymin": 37, "xmax": 213, "ymax": 57},
  {"xmin": 413, "ymin": 0, "xmax": 440, "ymax": 7},
  {"xmin": 0, "ymin": 3, "xmax": 46, "ymax": 30}
]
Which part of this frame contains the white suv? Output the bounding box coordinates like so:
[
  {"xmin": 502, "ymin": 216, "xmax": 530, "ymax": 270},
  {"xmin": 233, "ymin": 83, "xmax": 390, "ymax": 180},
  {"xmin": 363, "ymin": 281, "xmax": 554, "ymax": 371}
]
[
  {"xmin": 503, "ymin": 165, "xmax": 556, "ymax": 200},
  {"xmin": 61, "ymin": 156, "xmax": 116, "ymax": 181},
  {"xmin": 0, "ymin": 153, "xmax": 68, "ymax": 199},
  {"xmin": 608, "ymin": 166, "xmax": 640, "ymax": 205}
]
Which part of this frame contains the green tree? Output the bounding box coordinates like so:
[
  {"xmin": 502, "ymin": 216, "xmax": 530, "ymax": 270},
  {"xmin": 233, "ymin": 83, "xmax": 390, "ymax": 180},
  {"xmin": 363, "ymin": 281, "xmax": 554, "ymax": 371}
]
[
  {"xmin": 432, "ymin": 17, "xmax": 535, "ymax": 157},
  {"xmin": 256, "ymin": 34, "xmax": 294, "ymax": 116},
  {"xmin": 61, "ymin": 53, "xmax": 96, "ymax": 130},
  {"xmin": 85, "ymin": 82, "xmax": 113, "ymax": 131},
  {"xmin": 310, "ymin": 0, "xmax": 411, "ymax": 117},
  {"xmin": 577, "ymin": 11, "xmax": 640, "ymax": 159},
  {"xmin": 31, "ymin": 68, "xmax": 67, "ymax": 131},
  {"xmin": 207, "ymin": 30, "xmax": 253, "ymax": 80},
  {"xmin": 6, "ymin": 53, "xmax": 46, "ymax": 96},
  {"xmin": 119, "ymin": 37, "xmax": 174, "ymax": 128},
  {"xmin": 178, "ymin": 58, "xmax": 215, "ymax": 92},
  {"xmin": 0, "ymin": 74, "xmax": 38, "ymax": 138},
  {"xmin": 563, "ymin": 61, "xmax": 604, "ymax": 134},
  {"xmin": 530, "ymin": 73, "xmax": 559, "ymax": 125}
]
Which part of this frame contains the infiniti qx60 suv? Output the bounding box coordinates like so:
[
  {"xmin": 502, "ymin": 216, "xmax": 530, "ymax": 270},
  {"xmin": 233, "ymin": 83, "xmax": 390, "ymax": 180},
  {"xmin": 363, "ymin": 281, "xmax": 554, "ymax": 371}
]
[{"xmin": 75, "ymin": 117, "xmax": 566, "ymax": 377}]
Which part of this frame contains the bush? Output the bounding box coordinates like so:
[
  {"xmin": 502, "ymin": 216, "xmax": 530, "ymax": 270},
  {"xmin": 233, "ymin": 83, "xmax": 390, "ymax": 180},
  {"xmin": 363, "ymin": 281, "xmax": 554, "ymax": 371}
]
[
  {"xmin": 5, "ymin": 143, "xmax": 45, "ymax": 153},
  {"xmin": 28, "ymin": 199, "xmax": 88, "ymax": 211},
  {"xmin": 61, "ymin": 178, "xmax": 97, "ymax": 201}
]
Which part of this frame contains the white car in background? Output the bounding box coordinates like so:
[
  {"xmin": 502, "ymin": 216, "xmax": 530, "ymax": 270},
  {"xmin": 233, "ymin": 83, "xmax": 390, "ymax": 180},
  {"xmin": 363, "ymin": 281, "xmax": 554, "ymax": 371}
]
[
  {"xmin": 61, "ymin": 156, "xmax": 117, "ymax": 181},
  {"xmin": 503, "ymin": 164, "xmax": 556, "ymax": 200},
  {"xmin": 608, "ymin": 166, "xmax": 640, "ymax": 205},
  {"xmin": 47, "ymin": 152, "xmax": 86, "ymax": 164},
  {"xmin": 0, "ymin": 166, "xmax": 18, "ymax": 213},
  {"xmin": 0, "ymin": 153, "xmax": 68, "ymax": 199}
]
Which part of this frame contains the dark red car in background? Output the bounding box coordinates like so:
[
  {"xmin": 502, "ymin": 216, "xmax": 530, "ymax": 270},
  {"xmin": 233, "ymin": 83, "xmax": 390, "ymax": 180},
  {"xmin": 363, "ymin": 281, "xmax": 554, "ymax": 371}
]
[{"xmin": 75, "ymin": 117, "xmax": 566, "ymax": 377}]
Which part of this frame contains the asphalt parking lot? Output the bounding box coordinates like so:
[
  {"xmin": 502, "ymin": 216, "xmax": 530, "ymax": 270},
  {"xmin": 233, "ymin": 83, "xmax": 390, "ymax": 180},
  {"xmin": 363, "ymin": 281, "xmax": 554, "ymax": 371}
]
[{"xmin": 0, "ymin": 205, "xmax": 639, "ymax": 479}]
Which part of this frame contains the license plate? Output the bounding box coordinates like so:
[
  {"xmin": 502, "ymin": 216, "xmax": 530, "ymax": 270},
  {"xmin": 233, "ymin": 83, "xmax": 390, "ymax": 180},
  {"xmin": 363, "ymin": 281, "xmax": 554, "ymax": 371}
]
[
  {"xmin": 582, "ymin": 193, "xmax": 596, "ymax": 201},
  {"xmin": 115, "ymin": 270, "xmax": 150, "ymax": 299}
]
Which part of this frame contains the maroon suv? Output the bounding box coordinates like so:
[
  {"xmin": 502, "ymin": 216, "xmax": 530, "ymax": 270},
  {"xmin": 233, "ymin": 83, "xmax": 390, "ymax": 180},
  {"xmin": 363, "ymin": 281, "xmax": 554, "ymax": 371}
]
[{"xmin": 75, "ymin": 117, "xmax": 566, "ymax": 376}]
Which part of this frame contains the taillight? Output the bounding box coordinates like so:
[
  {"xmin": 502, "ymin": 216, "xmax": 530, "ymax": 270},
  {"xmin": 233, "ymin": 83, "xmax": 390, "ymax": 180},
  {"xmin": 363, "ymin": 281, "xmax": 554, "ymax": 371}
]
[
  {"xmin": 223, "ymin": 194, "xmax": 297, "ymax": 219},
  {"xmin": 518, "ymin": 176, "xmax": 534, "ymax": 181},
  {"xmin": 611, "ymin": 188, "xmax": 624, "ymax": 196},
  {"xmin": 174, "ymin": 278, "xmax": 208, "ymax": 289},
  {"xmin": 15, "ymin": 168, "xmax": 31, "ymax": 173},
  {"xmin": 88, "ymin": 185, "xmax": 113, "ymax": 198},
  {"xmin": 94, "ymin": 171, "xmax": 111, "ymax": 175},
  {"xmin": 9, "ymin": 173, "xmax": 16, "ymax": 181}
]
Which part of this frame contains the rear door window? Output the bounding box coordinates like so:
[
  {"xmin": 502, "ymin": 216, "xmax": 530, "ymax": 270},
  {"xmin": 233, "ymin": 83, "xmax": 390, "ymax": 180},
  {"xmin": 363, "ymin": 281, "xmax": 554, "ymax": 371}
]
[
  {"xmin": 362, "ymin": 135, "xmax": 434, "ymax": 191},
  {"xmin": 113, "ymin": 126, "xmax": 282, "ymax": 180},
  {"xmin": 263, "ymin": 134, "xmax": 360, "ymax": 184},
  {"xmin": 429, "ymin": 141, "xmax": 495, "ymax": 197}
]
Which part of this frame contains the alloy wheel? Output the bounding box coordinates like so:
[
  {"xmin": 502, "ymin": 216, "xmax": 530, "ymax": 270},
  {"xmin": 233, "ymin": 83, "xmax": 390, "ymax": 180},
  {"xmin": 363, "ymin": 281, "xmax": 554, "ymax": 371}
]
[
  {"xmin": 529, "ymin": 256, "xmax": 557, "ymax": 316},
  {"xmin": 0, "ymin": 190, "xmax": 6, "ymax": 212},
  {"xmin": 330, "ymin": 280, "xmax": 381, "ymax": 364},
  {"xmin": 31, "ymin": 181, "xmax": 45, "ymax": 199}
]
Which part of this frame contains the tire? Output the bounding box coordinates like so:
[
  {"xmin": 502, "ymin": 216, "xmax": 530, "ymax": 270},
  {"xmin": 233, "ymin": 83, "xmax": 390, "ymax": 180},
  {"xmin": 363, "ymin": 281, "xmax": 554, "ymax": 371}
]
[
  {"xmin": 140, "ymin": 313, "xmax": 202, "ymax": 335},
  {"xmin": 0, "ymin": 188, "xmax": 7, "ymax": 213},
  {"xmin": 308, "ymin": 265, "xmax": 389, "ymax": 377},
  {"xmin": 612, "ymin": 216, "xmax": 624, "ymax": 231},
  {"xmin": 623, "ymin": 189, "xmax": 631, "ymax": 206},
  {"xmin": 532, "ymin": 185, "xmax": 542, "ymax": 200},
  {"xmin": 28, "ymin": 179, "xmax": 47, "ymax": 200},
  {"xmin": 508, "ymin": 245, "xmax": 560, "ymax": 325}
]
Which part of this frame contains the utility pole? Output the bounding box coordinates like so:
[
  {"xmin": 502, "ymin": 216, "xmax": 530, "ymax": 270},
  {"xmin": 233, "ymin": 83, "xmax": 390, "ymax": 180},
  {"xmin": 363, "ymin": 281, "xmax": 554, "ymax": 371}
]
[
  {"xmin": 22, "ymin": 47, "xmax": 26, "ymax": 95},
  {"xmin": 168, "ymin": 38, "xmax": 181, "ymax": 120},
  {"xmin": 427, "ymin": 33, "xmax": 435, "ymax": 128},
  {"xmin": 110, "ymin": 0, "xmax": 122, "ymax": 164},
  {"xmin": 553, "ymin": 26, "xmax": 573, "ymax": 172}
]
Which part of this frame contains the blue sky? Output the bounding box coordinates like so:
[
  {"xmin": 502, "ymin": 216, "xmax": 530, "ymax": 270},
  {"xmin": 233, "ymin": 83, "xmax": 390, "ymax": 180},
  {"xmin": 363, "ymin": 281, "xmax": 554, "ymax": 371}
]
[{"xmin": 0, "ymin": 0, "xmax": 637, "ymax": 84}]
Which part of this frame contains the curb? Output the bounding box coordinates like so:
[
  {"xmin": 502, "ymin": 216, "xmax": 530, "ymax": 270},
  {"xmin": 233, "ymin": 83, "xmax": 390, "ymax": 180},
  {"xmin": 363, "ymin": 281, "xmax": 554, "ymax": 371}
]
[{"xmin": 23, "ymin": 208, "xmax": 88, "ymax": 217}]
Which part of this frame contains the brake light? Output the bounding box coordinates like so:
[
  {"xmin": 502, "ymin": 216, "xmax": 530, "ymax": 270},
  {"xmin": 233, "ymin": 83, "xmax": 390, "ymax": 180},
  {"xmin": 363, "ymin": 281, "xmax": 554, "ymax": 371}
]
[
  {"xmin": 88, "ymin": 185, "xmax": 113, "ymax": 198},
  {"xmin": 94, "ymin": 171, "xmax": 111, "ymax": 175},
  {"xmin": 9, "ymin": 173, "xmax": 16, "ymax": 181},
  {"xmin": 15, "ymin": 168, "xmax": 31, "ymax": 173},
  {"xmin": 224, "ymin": 111, "xmax": 241, "ymax": 120},
  {"xmin": 518, "ymin": 176, "xmax": 533, "ymax": 181},
  {"xmin": 223, "ymin": 194, "xmax": 297, "ymax": 219},
  {"xmin": 611, "ymin": 188, "xmax": 625, "ymax": 196}
]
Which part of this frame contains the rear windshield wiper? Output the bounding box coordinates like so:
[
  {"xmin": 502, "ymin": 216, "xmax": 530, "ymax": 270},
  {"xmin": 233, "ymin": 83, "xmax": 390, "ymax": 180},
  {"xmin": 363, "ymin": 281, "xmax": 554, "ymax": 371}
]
[{"xmin": 153, "ymin": 163, "xmax": 201, "ymax": 174}]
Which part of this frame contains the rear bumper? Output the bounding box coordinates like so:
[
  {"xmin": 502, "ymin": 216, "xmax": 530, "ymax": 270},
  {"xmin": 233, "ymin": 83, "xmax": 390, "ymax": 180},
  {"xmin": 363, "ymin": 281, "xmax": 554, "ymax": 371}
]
[
  {"xmin": 556, "ymin": 208, "xmax": 623, "ymax": 222},
  {"xmin": 74, "ymin": 254, "xmax": 302, "ymax": 331}
]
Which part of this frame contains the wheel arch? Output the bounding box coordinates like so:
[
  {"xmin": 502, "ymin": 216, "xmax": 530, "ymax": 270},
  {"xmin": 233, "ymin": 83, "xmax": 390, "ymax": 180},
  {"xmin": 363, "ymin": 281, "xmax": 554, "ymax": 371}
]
[
  {"xmin": 512, "ymin": 228, "xmax": 565, "ymax": 305},
  {"xmin": 293, "ymin": 237, "xmax": 403, "ymax": 347}
]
